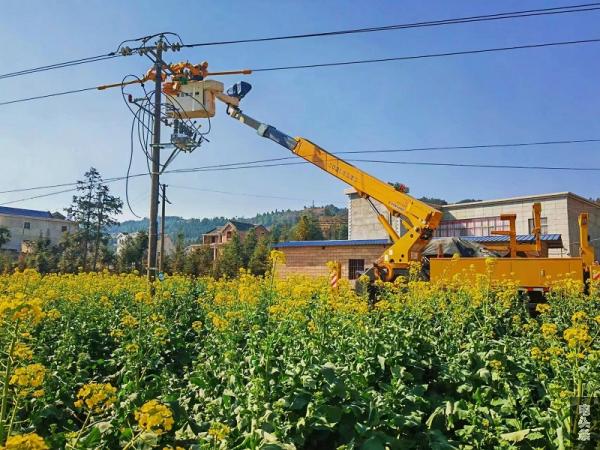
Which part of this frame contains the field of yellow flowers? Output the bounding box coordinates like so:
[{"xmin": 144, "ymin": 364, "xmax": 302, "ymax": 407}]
[{"xmin": 0, "ymin": 265, "xmax": 598, "ymax": 449}]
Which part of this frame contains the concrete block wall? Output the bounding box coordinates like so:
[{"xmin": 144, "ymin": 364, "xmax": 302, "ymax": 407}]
[
  {"xmin": 274, "ymin": 244, "xmax": 388, "ymax": 279},
  {"xmin": 566, "ymin": 197, "xmax": 600, "ymax": 258}
]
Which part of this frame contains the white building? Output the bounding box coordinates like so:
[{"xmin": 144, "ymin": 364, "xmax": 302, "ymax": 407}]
[
  {"xmin": 0, "ymin": 206, "xmax": 75, "ymax": 253},
  {"xmin": 346, "ymin": 191, "xmax": 600, "ymax": 258}
]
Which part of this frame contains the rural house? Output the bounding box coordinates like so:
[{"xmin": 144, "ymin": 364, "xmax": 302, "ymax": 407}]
[
  {"xmin": 0, "ymin": 206, "xmax": 75, "ymax": 253},
  {"xmin": 273, "ymin": 191, "xmax": 600, "ymax": 281},
  {"xmin": 199, "ymin": 220, "xmax": 268, "ymax": 259}
]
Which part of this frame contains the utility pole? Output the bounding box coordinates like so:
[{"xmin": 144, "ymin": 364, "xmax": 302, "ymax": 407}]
[
  {"xmin": 159, "ymin": 184, "xmax": 167, "ymax": 273},
  {"xmin": 147, "ymin": 36, "xmax": 164, "ymax": 284}
]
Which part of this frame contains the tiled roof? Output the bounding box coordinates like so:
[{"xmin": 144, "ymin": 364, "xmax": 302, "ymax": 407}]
[
  {"xmin": 274, "ymin": 239, "xmax": 389, "ymax": 248},
  {"xmin": 229, "ymin": 220, "xmax": 257, "ymax": 232},
  {"xmin": 0, "ymin": 206, "xmax": 53, "ymax": 219},
  {"xmin": 462, "ymin": 234, "xmax": 563, "ymax": 248}
]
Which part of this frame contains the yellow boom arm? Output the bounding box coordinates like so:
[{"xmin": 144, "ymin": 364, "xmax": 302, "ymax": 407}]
[{"xmin": 224, "ymin": 104, "xmax": 442, "ymax": 279}]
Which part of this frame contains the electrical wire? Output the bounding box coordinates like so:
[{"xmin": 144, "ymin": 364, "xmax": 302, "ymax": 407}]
[
  {"xmin": 0, "ymin": 54, "xmax": 120, "ymax": 80},
  {"xmin": 3, "ymin": 155, "xmax": 600, "ymax": 207},
  {"xmin": 251, "ymin": 38, "xmax": 600, "ymax": 72},
  {"xmin": 0, "ymin": 4, "xmax": 596, "ymax": 81},
  {"xmin": 3, "ymin": 36, "xmax": 600, "ymax": 108},
  {"xmin": 2, "ymin": 135, "xmax": 600, "ymax": 196},
  {"xmin": 183, "ymin": 3, "xmax": 600, "ymax": 47},
  {"xmin": 0, "ymin": 86, "xmax": 99, "ymax": 107},
  {"xmin": 168, "ymin": 184, "xmax": 310, "ymax": 201}
]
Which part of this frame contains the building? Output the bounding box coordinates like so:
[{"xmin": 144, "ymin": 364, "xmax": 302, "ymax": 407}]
[
  {"xmin": 347, "ymin": 191, "xmax": 600, "ymax": 258},
  {"xmin": 274, "ymin": 191, "xmax": 600, "ymax": 280},
  {"xmin": 0, "ymin": 206, "xmax": 75, "ymax": 253},
  {"xmin": 197, "ymin": 220, "xmax": 268, "ymax": 259},
  {"xmin": 273, "ymin": 239, "xmax": 389, "ymax": 280}
]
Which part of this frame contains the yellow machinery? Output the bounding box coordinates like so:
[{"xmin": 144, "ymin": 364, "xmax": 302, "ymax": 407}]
[{"xmin": 167, "ymin": 79, "xmax": 596, "ymax": 291}]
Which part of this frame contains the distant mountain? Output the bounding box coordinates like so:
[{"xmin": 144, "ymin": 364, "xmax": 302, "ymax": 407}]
[{"xmin": 109, "ymin": 204, "xmax": 347, "ymax": 244}]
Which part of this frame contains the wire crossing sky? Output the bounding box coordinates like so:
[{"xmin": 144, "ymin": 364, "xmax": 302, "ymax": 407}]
[{"xmin": 0, "ymin": 0, "xmax": 598, "ymax": 219}]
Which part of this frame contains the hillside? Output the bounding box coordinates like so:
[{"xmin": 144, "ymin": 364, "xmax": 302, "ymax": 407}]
[{"xmin": 110, "ymin": 204, "xmax": 348, "ymax": 243}]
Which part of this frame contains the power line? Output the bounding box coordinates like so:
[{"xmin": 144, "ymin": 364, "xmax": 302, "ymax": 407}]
[
  {"xmin": 3, "ymin": 156, "xmax": 600, "ymax": 207},
  {"xmin": 0, "ymin": 86, "xmax": 98, "ymax": 107},
  {"xmin": 2, "ymin": 136, "xmax": 600, "ymax": 196},
  {"xmin": 183, "ymin": 3, "xmax": 600, "ymax": 47},
  {"xmin": 1, "ymin": 4, "xmax": 596, "ymax": 82},
  {"xmin": 168, "ymin": 184, "xmax": 311, "ymax": 201},
  {"xmin": 334, "ymin": 138, "xmax": 600, "ymax": 154},
  {"xmin": 252, "ymin": 37, "xmax": 600, "ymax": 72},
  {"xmin": 0, "ymin": 54, "xmax": 120, "ymax": 80},
  {"xmin": 2, "ymin": 36, "xmax": 599, "ymax": 108}
]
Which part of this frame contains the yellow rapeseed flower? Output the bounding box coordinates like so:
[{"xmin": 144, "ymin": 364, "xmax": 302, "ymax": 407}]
[
  {"xmin": 531, "ymin": 347, "xmax": 543, "ymax": 359},
  {"xmin": 208, "ymin": 422, "xmax": 231, "ymax": 441},
  {"xmin": 13, "ymin": 342, "xmax": 34, "ymax": 360},
  {"xmin": 74, "ymin": 382, "xmax": 117, "ymax": 413},
  {"xmin": 10, "ymin": 363, "xmax": 46, "ymax": 395},
  {"xmin": 541, "ymin": 323, "xmax": 558, "ymax": 339},
  {"xmin": 2, "ymin": 432, "xmax": 49, "ymax": 450},
  {"xmin": 535, "ymin": 303, "xmax": 551, "ymax": 314},
  {"xmin": 135, "ymin": 399, "xmax": 174, "ymax": 435},
  {"xmin": 563, "ymin": 326, "xmax": 591, "ymax": 348},
  {"xmin": 571, "ymin": 311, "xmax": 587, "ymax": 323}
]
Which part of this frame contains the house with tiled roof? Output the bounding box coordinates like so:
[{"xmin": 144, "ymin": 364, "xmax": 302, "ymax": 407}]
[
  {"xmin": 0, "ymin": 206, "xmax": 75, "ymax": 253},
  {"xmin": 197, "ymin": 220, "xmax": 268, "ymax": 259}
]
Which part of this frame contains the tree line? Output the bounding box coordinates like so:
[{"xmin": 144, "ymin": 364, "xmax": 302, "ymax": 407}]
[{"xmin": 0, "ymin": 168, "xmax": 343, "ymax": 277}]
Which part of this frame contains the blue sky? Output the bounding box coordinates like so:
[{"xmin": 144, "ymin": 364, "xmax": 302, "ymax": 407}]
[{"xmin": 0, "ymin": 1, "xmax": 599, "ymax": 220}]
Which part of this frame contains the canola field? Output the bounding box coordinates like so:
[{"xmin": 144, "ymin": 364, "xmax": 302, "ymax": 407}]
[{"xmin": 0, "ymin": 264, "xmax": 598, "ymax": 449}]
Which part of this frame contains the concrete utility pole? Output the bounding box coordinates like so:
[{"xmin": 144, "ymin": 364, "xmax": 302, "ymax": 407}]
[
  {"xmin": 147, "ymin": 36, "xmax": 164, "ymax": 284},
  {"xmin": 159, "ymin": 183, "xmax": 167, "ymax": 273}
]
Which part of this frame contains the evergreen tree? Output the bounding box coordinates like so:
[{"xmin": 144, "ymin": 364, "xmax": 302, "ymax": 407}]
[
  {"xmin": 184, "ymin": 246, "xmax": 213, "ymax": 276},
  {"xmin": 0, "ymin": 226, "xmax": 10, "ymax": 249},
  {"xmin": 170, "ymin": 232, "xmax": 186, "ymax": 273},
  {"xmin": 117, "ymin": 232, "xmax": 148, "ymax": 273},
  {"xmin": 31, "ymin": 237, "xmax": 59, "ymax": 274},
  {"xmin": 291, "ymin": 215, "xmax": 323, "ymax": 241},
  {"xmin": 248, "ymin": 236, "xmax": 270, "ymax": 276},
  {"xmin": 242, "ymin": 229, "xmax": 258, "ymax": 267},
  {"xmin": 219, "ymin": 232, "xmax": 243, "ymax": 278},
  {"xmin": 65, "ymin": 168, "xmax": 122, "ymax": 271}
]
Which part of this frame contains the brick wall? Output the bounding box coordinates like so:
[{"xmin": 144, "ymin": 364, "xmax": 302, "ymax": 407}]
[{"xmin": 273, "ymin": 244, "xmax": 388, "ymax": 278}]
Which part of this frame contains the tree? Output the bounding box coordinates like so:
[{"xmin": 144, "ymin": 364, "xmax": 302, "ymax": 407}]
[
  {"xmin": 456, "ymin": 198, "xmax": 481, "ymax": 204},
  {"xmin": 0, "ymin": 227, "xmax": 10, "ymax": 249},
  {"xmin": 170, "ymin": 232, "xmax": 186, "ymax": 273},
  {"xmin": 218, "ymin": 232, "xmax": 243, "ymax": 278},
  {"xmin": 291, "ymin": 215, "xmax": 323, "ymax": 241},
  {"xmin": 248, "ymin": 236, "xmax": 270, "ymax": 276},
  {"xmin": 418, "ymin": 196, "xmax": 448, "ymax": 206},
  {"xmin": 30, "ymin": 237, "xmax": 59, "ymax": 274},
  {"xmin": 65, "ymin": 168, "xmax": 122, "ymax": 271},
  {"xmin": 117, "ymin": 232, "xmax": 148, "ymax": 273},
  {"xmin": 184, "ymin": 246, "xmax": 213, "ymax": 276},
  {"xmin": 242, "ymin": 229, "xmax": 258, "ymax": 267}
]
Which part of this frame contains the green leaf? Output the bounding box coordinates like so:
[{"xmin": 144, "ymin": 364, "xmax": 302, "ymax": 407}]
[
  {"xmin": 501, "ymin": 429, "xmax": 531, "ymax": 442},
  {"xmin": 360, "ymin": 436, "xmax": 385, "ymax": 450},
  {"xmin": 377, "ymin": 355, "xmax": 385, "ymax": 371}
]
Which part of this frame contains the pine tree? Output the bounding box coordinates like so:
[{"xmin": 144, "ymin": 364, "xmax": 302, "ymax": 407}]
[
  {"xmin": 65, "ymin": 168, "xmax": 122, "ymax": 271},
  {"xmin": 117, "ymin": 232, "xmax": 148, "ymax": 273},
  {"xmin": 248, "ymin": 236, "xmax": 270, "ymax": 276},
  {"xmin": 291, "ymin": 215, "xmax": 324, "ymax": 241},
  {"xmin": 242, "ymin": 229, "xmax": 258, "ymax": 267},
  {"xmin": 219, "ymin": 232, "xmax": 243, "ymax": 278},
  {"xmin": 170, "ymin": 232, "xmax": 186, "ymax": 273},
  {"xmin": 184, "ymin": 246, "xmax": 213, "ymax": 276},
  {"xmin": 0, "ymin": 227, "xmax": 10, "ymax": 249}
]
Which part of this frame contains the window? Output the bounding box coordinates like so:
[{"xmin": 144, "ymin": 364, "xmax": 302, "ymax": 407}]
[
  {"xmin": 436, "ymin": 216, "xmax": 508, "ymax": 238},
  {"xmin": 61, "ymin": 225, "xmax": 68, "ymax": 232},
  {"xmin": 528, "ymin": 217, "xmax": 548, "ymax": 234},
  {"xmin": 349, "ymin": 259, "xmax": 365, "ymax": 280},
  {"xmin": 23, "ymin": 222, "xmax": 30, "ymax": 230}
]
